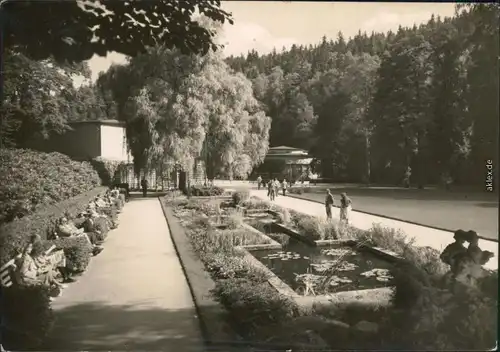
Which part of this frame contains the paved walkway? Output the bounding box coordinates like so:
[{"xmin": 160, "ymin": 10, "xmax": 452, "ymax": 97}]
[
  {"xmin": 44, "ymin": 197, "xmax": 204, "ymax": 351},
  {"xmin": 251, "ymin": 190, "xmax": 498, "ymax": 271}
]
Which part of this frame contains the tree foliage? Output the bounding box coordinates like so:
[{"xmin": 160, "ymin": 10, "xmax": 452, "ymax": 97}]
[
  {"xmin": 226, "ymin": 5, "xmax": 499, "ymax": 186},
  {"xmin": 97, "ymin": 46, "xmax": 271, "ymax": 179},
  {"xmin": 0, "ymin": 50, "xmax": 107, "ymax": 148},
  {"xmin": 2, "ymin": 0, "xmax": 232, "ymax": 63}
]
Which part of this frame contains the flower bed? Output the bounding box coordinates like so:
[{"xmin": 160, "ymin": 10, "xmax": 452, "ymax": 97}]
[{"xmin": 162, "ymin": 195, "xmax": 334, "ymax": 349}]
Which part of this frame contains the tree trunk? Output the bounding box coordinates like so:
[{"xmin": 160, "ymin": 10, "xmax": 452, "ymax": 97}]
[
  {"xmin": 416, "ymin": 131, "xmax": 424, "ymax": 189},
  {"xmin": 365, "ymin": 132, "xmax": 371, "ymax": 184}
]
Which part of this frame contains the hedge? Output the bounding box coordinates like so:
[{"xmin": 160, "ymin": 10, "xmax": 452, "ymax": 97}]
[
  {"xmin": 1, "ymin": 285, "xmax": 55, "ymax": 350},
  {"xmin": 47, "ymin": 236, "xmax": 94, "ymax": 272},
  {"xmin": 0, "ymin": 187, "xmax": 107, "ymax": 267},
  {"xmin": 0, "ymin": 149, "xmax": 102, "ymax": 225},
  {"xmin": 90, "ymin": 157, "xmax": 125, "ymax": 186},
  {"xmin": 189, "ymin": 185, "xmax": 225, "ymax": 197}
]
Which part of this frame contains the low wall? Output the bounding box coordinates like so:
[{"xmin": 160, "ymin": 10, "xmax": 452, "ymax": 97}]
[{"xmin": 239, "ymin": 212, "xmax": 398, "ymax": 309}]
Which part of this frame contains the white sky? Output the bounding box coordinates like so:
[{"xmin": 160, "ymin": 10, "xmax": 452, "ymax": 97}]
[{"xmin": 82, "ymin": 1, "xmax": 456, "ymax": 83}]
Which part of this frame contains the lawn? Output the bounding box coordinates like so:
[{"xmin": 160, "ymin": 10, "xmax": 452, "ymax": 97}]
[{"xmin": 287, "ymin": 184, "xmax": 498, "ymax": 241}]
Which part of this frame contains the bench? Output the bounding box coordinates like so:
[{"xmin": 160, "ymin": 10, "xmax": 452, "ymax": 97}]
[{"xmin": 0, "ymin": 245, "xmax": 56, "ymax": 288}]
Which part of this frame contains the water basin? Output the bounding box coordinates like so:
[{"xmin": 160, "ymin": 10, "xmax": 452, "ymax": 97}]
[{"xmin": 251, "ymin": 237, "xmax": 394, "ymax": 295}]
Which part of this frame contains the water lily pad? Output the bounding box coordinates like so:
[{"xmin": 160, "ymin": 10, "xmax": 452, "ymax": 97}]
[
  {"xmin": 295, "ymin": 273, "xmax": 324, "ymax": 286},
  {"xmin": 321, "ymin": 248, "xmax": 353, "ymax": 257},
  {"xmin": 376, "ymin": 276, "xmax": 391, "ymax": 282},
  {"xmin": 360, "ymin": 268, "xmax": 393, "ymax": 282},
  {"xmin": 336, "ymin": 262, "xmax": 358, "ymax": 271},
  {"xmin": 328, "ymin": 276, "xmax": 353, "ymax": 286},
  {"xmin": 310, "ymin": 262, "xmax": 335, "ymax": 273},
  {"xmin": 360, "ymin": 268, "xmax": 391, "ymax": 277}
]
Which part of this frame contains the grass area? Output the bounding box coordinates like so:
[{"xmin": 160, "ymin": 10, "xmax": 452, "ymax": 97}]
[{"xmin": 287, "ymin": 185, "xmax": 498, "ymax": 240}]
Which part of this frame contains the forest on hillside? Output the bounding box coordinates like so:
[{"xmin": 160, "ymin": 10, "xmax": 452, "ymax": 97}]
[{"xmin": 226, "ymin": 4, "xmax": 499, "ymax": 187}]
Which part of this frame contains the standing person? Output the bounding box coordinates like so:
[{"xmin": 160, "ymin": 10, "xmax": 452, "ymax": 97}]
[
  {"xmin": 141, "ymin": 178, "xmax": 148, "ymax": 197},
  {"xmin": 273, "ymin": 178, "xmax": 280, "ymax": 198},
  {"xmin": 257, "ymin": 175, "xmax": 262, "ymax": 190},
  {"xmin": 339, "ymin": 192, "xmax": 353, "ymax": 225},
  {"xmin": 267, "ymin": 179, "xmax": 274, "ymax": 200},
  {"xmin": 325, "ymin": 189, "xmax": 334, "ymax": 220},
  {"xmin": 282, "ymin": 178, "xmax": 288, "ymax": 196}
]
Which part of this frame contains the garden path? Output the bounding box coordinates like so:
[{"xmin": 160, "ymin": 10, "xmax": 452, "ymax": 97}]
[
  {"xmin": 250, "ymin": 190, "xmax": 498, "ymax": 271},
  {"xmin": 44, "ymin": 196, "xmax": 204, "ymax": 351}
]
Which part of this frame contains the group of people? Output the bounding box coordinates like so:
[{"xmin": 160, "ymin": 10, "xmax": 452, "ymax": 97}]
[
  {"xmin": 257, "ymin": 176, "xmax": 289, "ymax": 201},
  {"xmin": 440, "ymin": 229, "xmax": 494, "ymax": 286},
  {"xmin": 14, "ymin": 188, "xmax": 124, "ymax": 297},
  {"xmin": 325, "ymin": 189, "xmax": 352, "ymax": 224}
]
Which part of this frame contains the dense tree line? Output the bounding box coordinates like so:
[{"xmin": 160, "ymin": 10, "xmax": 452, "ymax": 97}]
[{"xmin": 226, "ymin": 4, "xmax": 499, "ymax": 187}]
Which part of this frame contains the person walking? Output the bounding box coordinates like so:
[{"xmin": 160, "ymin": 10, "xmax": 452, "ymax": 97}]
[
  {"xmin": 257, "ymin": 175, "xmax": 262, "ymax": 190},
  {"xmin": 273, "ymin": 178, "xmax": 280, "ymax": 198},
  {"xmin": 282, "ymin": 178, "xmax": 288, "ymax": 196},
  {"xmin": 325, "ymin": 189, "xmax": 334, "ymax": 220},
  {"xmin": 141, "ymin": 178, "xmax": 148, "ymax": 197},
  {"xmin": 339, "ymin": 192, "xmax": 352, "ymax": 225},
  {"xmin": 267, "ymin": 179, "xmax": 274, "ymax": 201}
]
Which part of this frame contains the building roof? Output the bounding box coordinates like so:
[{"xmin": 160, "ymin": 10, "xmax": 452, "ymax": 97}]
[
  {"xmin": 269, "ymin": 146, "xmax": 299, "ymax": 150},
  {"xmin": 286, "ymin": 158, "xmax": 313, "ymax": 165},
  {"xmin": 268, "ymin": 146, "xmax": 308, "ymax": 155},
  {"xmin": 69, "ymin": 119, "xmax": 126, "ymax": 127}
]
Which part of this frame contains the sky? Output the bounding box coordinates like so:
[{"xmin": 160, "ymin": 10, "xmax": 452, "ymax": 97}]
[{"xmin": 84, "ymin": 1, "xmax": 457, "ymax": 82}]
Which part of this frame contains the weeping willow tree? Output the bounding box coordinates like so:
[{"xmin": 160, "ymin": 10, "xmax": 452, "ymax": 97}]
[
  {"xmin": 101, "ymin": 44, "xmax": 271, "ymax": 188},
  {"xmin": 197, "ymin": 51, "xmax": 271, "ymax": 181}
]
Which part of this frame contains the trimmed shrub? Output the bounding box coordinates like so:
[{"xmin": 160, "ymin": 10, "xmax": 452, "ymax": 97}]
[
  {"xmin": 93, "ymin": 216, "xmax": 111, "ymax": 240},
  {"xmin": 242, "ymin": 198, "xmax": 270, "ymax": 210},
  {"xmin": 211, "ymin": 278, "xmax": 299, "ymax": 337},
  {"xmin": 388, "ymin": 274, "xmax": 497, "ymax": 350},
  {"xmin": 0, "ymin": 149, "xmax": 101, "ymax": 224},
  {"xmin": 90, "ymin": 157, "xmax": 124, "ymax": 186},
  {"xmin": 232, "ymin": 190, "xmax": 250, "ymax": 205},
  {"xmin": 294, "ymin": 215, "xmax": 323, "ymax": 240},
  {"xmin": 1, "ymin": 285, "xmax": 54, "ymax": 350},
  {"xmin": 204, "ymin": 252, "xmax": 270, "ymax": 282},
  {"xmin": 0, "ymin": 187, "xmax": 106, "ymax": 267},
  {"xmin": 48, "ymin": 236, "xmax": 93, "ymax": 272},
  {"xmin": 189, "ymin": 185, "xmax": 224, "ymax": 196}
]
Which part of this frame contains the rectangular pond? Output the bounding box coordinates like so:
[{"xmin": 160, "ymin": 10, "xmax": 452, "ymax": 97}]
[{"xmin": 250, "ymin": 237, "xmax": 395, "ymax": 296}]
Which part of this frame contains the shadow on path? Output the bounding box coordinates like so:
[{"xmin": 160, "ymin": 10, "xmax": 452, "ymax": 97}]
[{"xmin": 43, "ymin": 302, "xmax": 203, "ymax": 351}]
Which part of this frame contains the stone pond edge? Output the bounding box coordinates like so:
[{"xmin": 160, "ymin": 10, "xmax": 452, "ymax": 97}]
[{"xmin": 237, "ymin": 212, "xmax": 395, "ymax": 309}]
